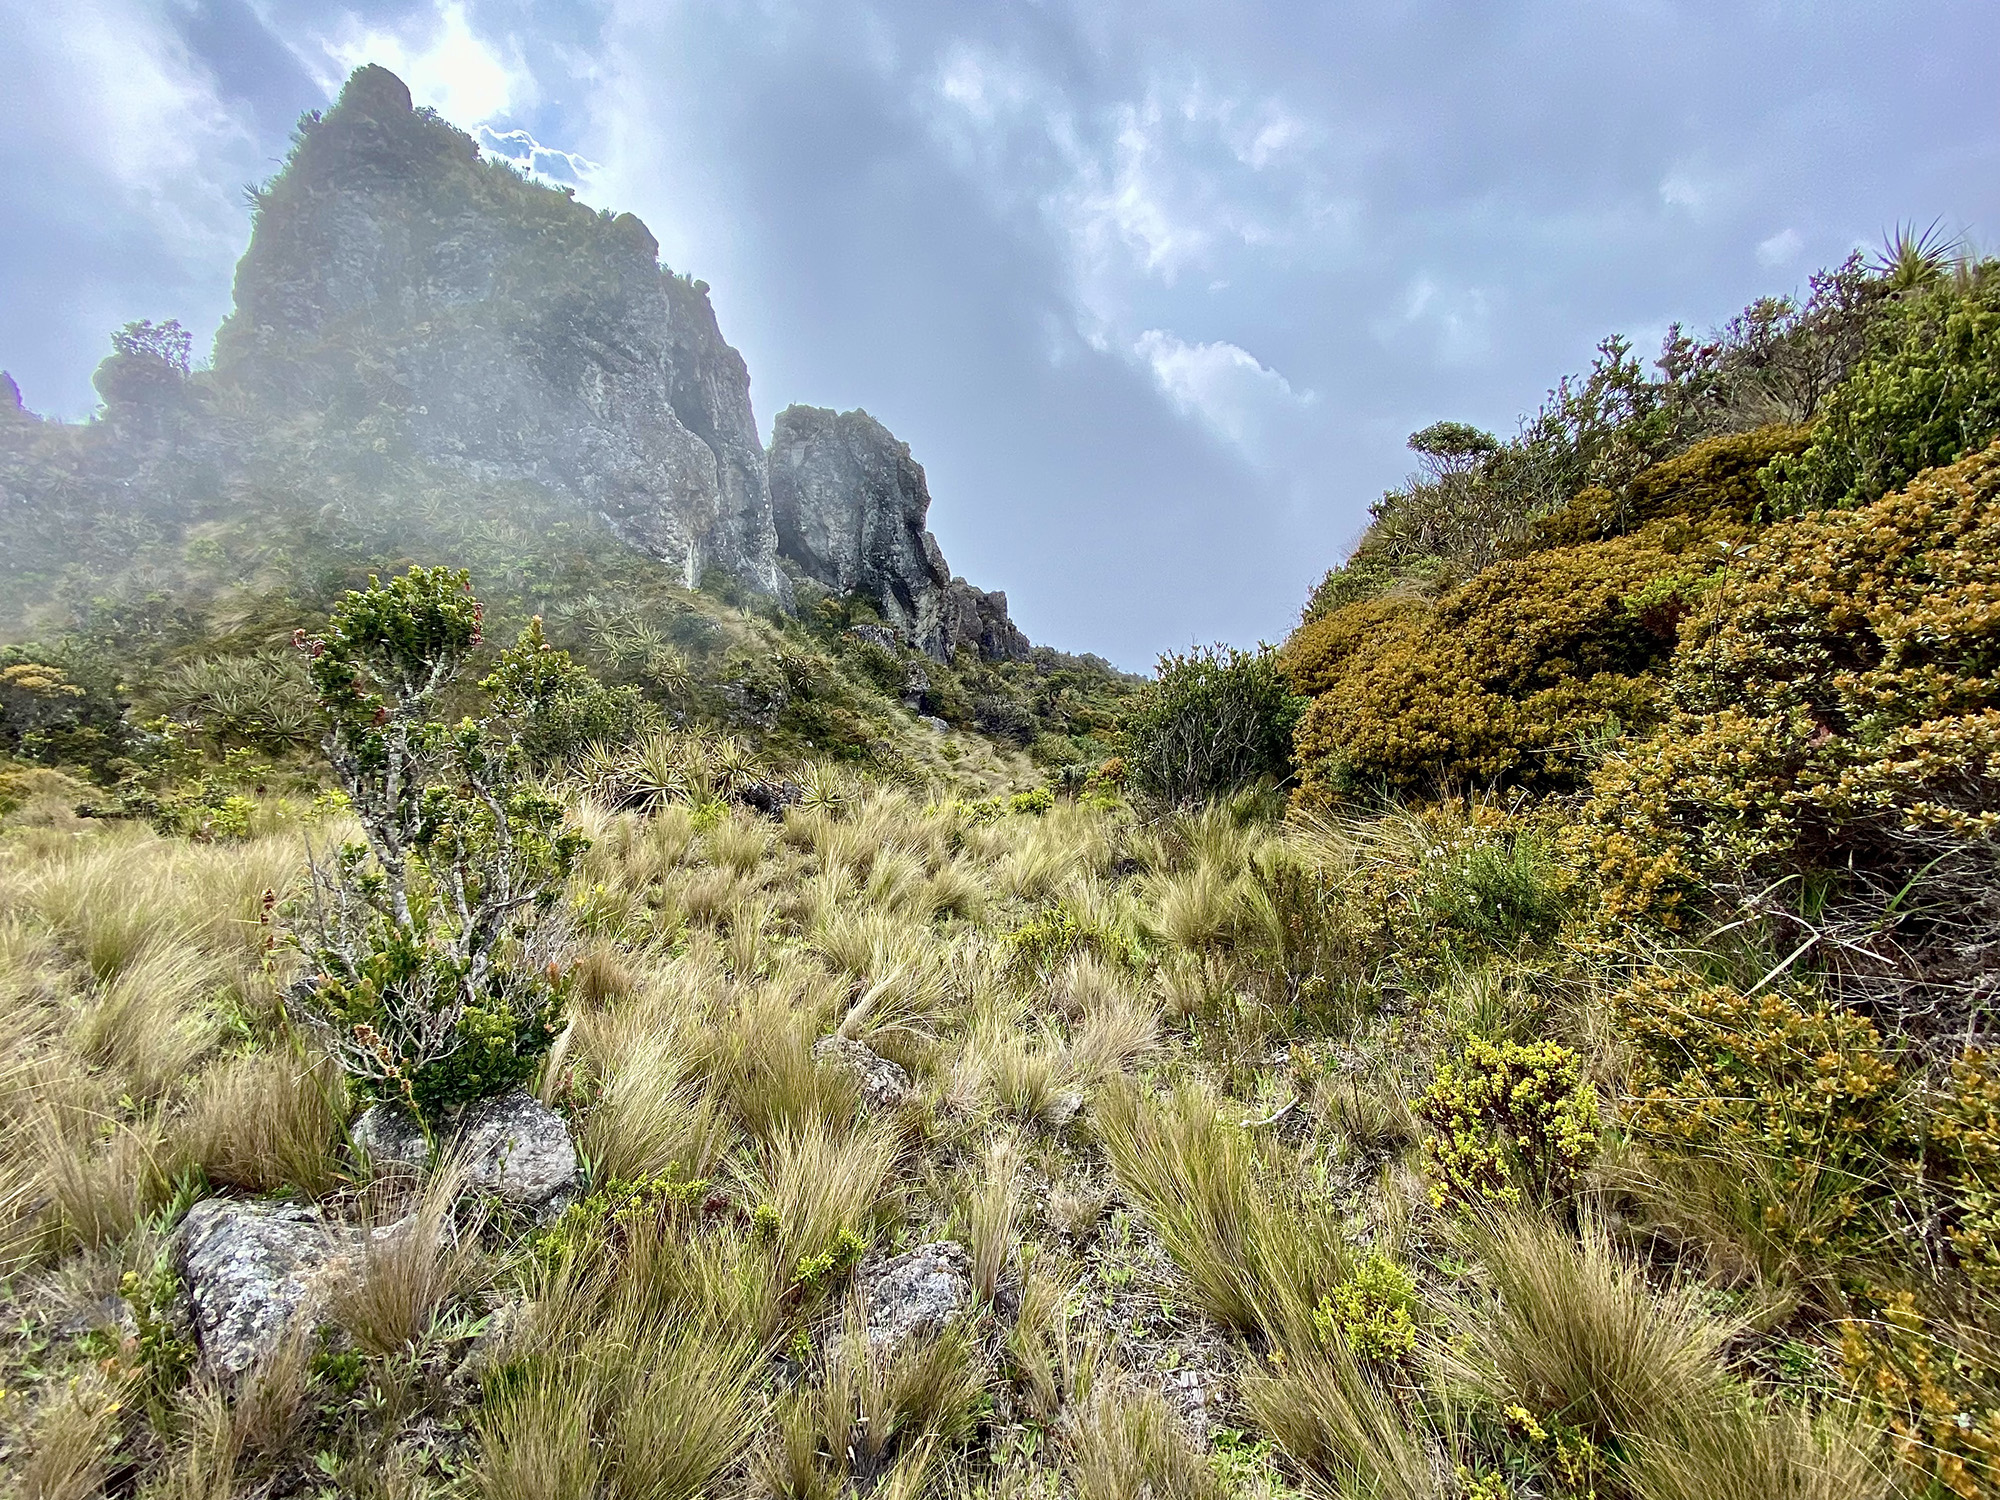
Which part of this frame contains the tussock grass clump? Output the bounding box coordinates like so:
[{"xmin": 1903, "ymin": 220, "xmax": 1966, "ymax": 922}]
[
  {"xmin": 579, "ymin": 1035, "xmax": 724, "ymax": 1187},
  {"xmin": 1096, "ymin": 1080, "xmax": 1348, "ymax": 1344},
  {"xmin": 175, "ymin": 1046, "xmax": 348, "ymax": 1198},
  {"xmin": 1069, "ymin": 1384, "xmax": 1224, "ymax": 1500},
  {"xmin": 331, "ymin": 1164, "xmax": 487, "ymax": 1356},
  {"xmin": 71, "ymin": 944, "xmax": 222, "ymax": 1102},
  {"xmin": 1623, "ymin": 1399, "xmax": 1888, "ymax": 1500},
  {"xmin": 763, "ymin": 1327, "xmax": 986, "ymax": 1500},
  {"xmin": 1437, "ymin": 1214, "xmax": 1737, "ymax": 1449},
  {"xmin": 1242, "ymin": 1341, "xmax": 1437, "ymax": 1500},
  {"xmin": 16, "ymin": 1363, "xmax": 132, "ymax": 1500}
]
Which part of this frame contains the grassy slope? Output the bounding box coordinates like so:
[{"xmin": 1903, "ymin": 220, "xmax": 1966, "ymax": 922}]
[{"xmin": 0, "ymin": 758, "xmax": 1925, "ymax": 1500}]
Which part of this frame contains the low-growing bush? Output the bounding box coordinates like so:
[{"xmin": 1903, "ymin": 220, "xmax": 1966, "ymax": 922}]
[
  {"xmin": 1416, "ymin": 1036, "xmax": 1600, "ymax": 1208},
  {"xmin": 1124, "ymin": 644, "xmax": 1303, "ymax": 807}
]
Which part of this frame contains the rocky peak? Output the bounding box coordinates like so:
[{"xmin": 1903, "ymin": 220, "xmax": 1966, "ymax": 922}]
[
  {"xmin": 769, "ymin": 405, "xmax": 1028, "ymax": 662},
  {"xmin": 215, "ymin": 64, "xmax": 789, "ymax": 602}
]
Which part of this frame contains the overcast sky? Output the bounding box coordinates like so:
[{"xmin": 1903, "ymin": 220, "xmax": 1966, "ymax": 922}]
[{"xmin": 3, "ymin": 1, "xmax": 1996, "ymax": 667}]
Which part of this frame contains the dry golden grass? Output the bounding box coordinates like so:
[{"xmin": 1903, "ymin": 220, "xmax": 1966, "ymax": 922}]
[
  {"xmin": 70, "ymin": 943, "xmax": 222, "ymax": 1102},
  {"xmin": 1069, "ymin": 1384, "xmax": 1223, "ymax": 1500},
  {"xmin": 15, "ymin": 1363, "xmax": 130, "ymax": 1500},
  {"xmin": 1242, "ymin": 1343, "xmax": 1438, "ymax": 1500},
  {"xmin": 579, "ymin": 1034, "xmax": 725, "ymax": 1186},
  {"xmin": 1624, "ymin": 1397, "xmax": 1889, "ymax": 1500},
  {"xmin": 175, "ymin": 1046, "xmax": 348, "ymax": 1198},
  {"xmin": 749, "ymin": 1118, "xmax": 900, "ymax": 1266},
  {"xmin": 331, "ymin": 1164, "xmax": 487, "ymax": 1357},
  {"xmin": 1437, "ymin": 1214, "xmax": 1738, "ymax": 1449},
  {"xmin": 1097, "ymin": 1080, "xmax": 1349, "ymax": 1344},
  {"xmin": 967, "ymin": 1134, "xmax": 1020, "ymax": 1304}
]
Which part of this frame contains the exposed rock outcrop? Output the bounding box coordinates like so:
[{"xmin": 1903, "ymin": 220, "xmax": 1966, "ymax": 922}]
[
  {"xmin": 769, "ymin": 405, "xmax": 1029, "ymax": 662},
  {"xmin": 861, "ymin": 1240, "xmax": 972, "ymax": 1353},
  {"xmin": 350, "ymin": 1090, "xmax": 578, "ymax": 1209},
  {"xmin": 813, "ymin": 1034, "xmax": 914, "ymax": 1111},
  {"xmin": 215, "ymin": 64, "xmax": 788, "ymax": 601},
  {"xmin": 180, "ymin": 1200, "xmax": 357, "ymax": 1377}
]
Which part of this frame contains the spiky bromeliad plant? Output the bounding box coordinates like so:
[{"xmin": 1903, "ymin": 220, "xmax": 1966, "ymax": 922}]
[{"xmin": 287, "ymin": 568, "xmax": 589, "ymax": 1128}]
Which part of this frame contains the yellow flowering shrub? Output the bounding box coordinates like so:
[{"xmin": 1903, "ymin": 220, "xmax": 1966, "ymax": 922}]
[
  {"xmin": 1416, "ymin": 1036, "xmax": 1600, "ymax": 1207},
  {"xmin": 1617, "ymin": 971, "xmax": 1907, "ymax": 1256},
  {"xmin": 1938, "ymin": 1050, "xmax": 2000, "ymax": 1289},
  {"xmin": 1581, "ymin": 440, "xmax": 2000, "ymax": 1008},
  {"xmin": 1525, "ymin": 423, "xmax": 1808, "ymax": 549},
  {"xmin": 1285, "ymin": 527, "xmax": 1711, "ymax": 805},
  {"xmin": 1841, "ymin": 1290, "xmax": 2000, "ymax": 1499}
]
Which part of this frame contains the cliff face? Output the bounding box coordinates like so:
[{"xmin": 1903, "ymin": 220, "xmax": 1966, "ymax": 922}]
[
  {"xmin": 769, "ymin": 405, "xmax": 1028, "ymax": 662},
  {"xmin": 215, "ymin": 65, "xmax": 788, "ymax": 600}
]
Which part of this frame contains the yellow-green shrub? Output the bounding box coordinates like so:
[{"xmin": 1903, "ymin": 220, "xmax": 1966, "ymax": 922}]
[
  {"xmin": 1937, "ymin": 1050, "xmax": 2000, "ymax": 1289},
  {"xmin": 1415, "ymin": 1036, "xmax": 1600, "ymax": 1207},
  {"xmin": 1285, "ymin": 526, "xmax": 1714, "ymax": 804},
  {"xmin": 1618, "ymin": 971, "xmax": 1906, "ymax": 1260},
  {"xmin": 1282, "ymin": 429, "xmax": 1815, "ymax": 806},
  {"xmin": 1581, "ymin": 441, "xmax": 2000, "ymax": 1002},
  {"xmin": 1524, "ymin": 424, "xmax": 1808, "ymax": 548},
  {"xmin": 1313, "ymin": 1252, "xmax": 1417, "ymax": 1362}
]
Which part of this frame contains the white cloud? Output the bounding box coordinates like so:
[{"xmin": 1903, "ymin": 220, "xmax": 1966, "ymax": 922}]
[
  {"xmin": 473, "ymin": 125, "xmax": 599, "ymax": 189},
  {"xmin": 1378, "ymin": 274, "xmax": 1493, "ymax": 367},
  {"xmin": 1659, "ymin": 170, "xmax": 1708, "ymax": 212},
  {"xmin": 1757, "ymin": 226, "xmax": 1803, "ymax": 266},
  {"xmin": 313, "ymin": 2, "xmax": 530, "ymax": 126},
  {"xmin": 1133, "ymin": 328, "xmax": 1313, "ymax": 455},
  {"xmin": 2, "ymin": 0, "xmax": 253, "ymax": 244}
]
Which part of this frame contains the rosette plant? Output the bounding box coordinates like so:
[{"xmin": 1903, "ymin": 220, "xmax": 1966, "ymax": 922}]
[{"xmin": 288, "ymin": 567, "xmax": 588, "ymax": 1127}]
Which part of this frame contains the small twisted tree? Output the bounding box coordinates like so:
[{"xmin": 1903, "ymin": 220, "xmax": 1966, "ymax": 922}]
[{"xmin": 288, "ymin": 568, "xmax": 588, "ymax": 1126}]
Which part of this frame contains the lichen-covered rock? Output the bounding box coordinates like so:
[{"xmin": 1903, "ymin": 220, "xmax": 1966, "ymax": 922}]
[
  {"xmin": 456, "ymin": 1090, "xmax": 579, "ymax": 1208},
  {"xmin": 350, "ymin": 1090, "xmax": 577, "ymax": 1208},
  {"xmin": 350, "ymin": 1102, "xmax": 432, "ymax": 1173},
  {"xmin": 862, "ymin": 1240, "xmax": 972, "ymax": 1353},
  {"xmin": 948, "ymin": 578, "xmax": 1031, "ymax": 663},
  {"xmin": 814, "ymin": 1035, "xmax": 914, "ymax": 1111},
  {"xmin": 770, "ymin": 405, "xmax": 1028, "ymax": 662},
  {"xmin": 213, "ymin": 64, "xmax": 789, "ymax": 602},
  {"xmin": 179, "ymin": 1199, "xmax": 357, "ymax": 1377}
]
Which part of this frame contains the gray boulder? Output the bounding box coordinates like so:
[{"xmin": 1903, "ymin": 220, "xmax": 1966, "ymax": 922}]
[
  {"xmin": 814, "ymin": 1035, "xmax": 914, "ymax": 1111},
  {"xmin": 180, "ymin": 1200, "xmax": 357, "ymax": 1377},
  {"xmin": 862, "ymin": 1241, "xmax": 972, "ymax": 1354},
  {"xmin": 457, "ymin": 1090, "xmax": 580, "ymax": 1208},
  {"xmin": 349, "ymin": 1101, "xmax": 431, "ymax": 1173},
  {"xmin": 350, "ymin": 1089, "xmax": 578, "ymax": 1208}
]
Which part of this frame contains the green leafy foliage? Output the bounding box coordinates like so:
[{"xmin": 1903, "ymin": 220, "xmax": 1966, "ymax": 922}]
[
  {"xmin": 1126, "ymin": 644, "xmax": 1304, "ymax": 807},
  {"xmin": 1765, "ymin": 261, "xmax": 2000, "ymax": 514},
  {"xmin": 1416, "ymin": 1036, "xmax": 1600, "ymax": 1208},
  {"xmin": 286, "ymin": 568, "xmax": 588, "ymax": 1124},
  {"xmin": 1313, "ymin": 1253, "xmax": 1418, "ymax": 1361}
]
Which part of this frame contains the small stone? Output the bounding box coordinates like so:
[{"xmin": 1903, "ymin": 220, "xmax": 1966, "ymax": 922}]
[
  {"xmin": 862, "ymin": 1241, "xmax": 971, "ymax": 1354},
  {"xmin": 180, "ymin": 1200, "xmax": 358, "ymax": 1377},
  {"xmin": 350, "ymin": 1103, "xmax": 432, "ymax": 1173},
  {"xmin": 1046, "ymin": 1091, "xmax": 1085, "ymax": 1128},
  {"xmin": 457, "ymin": 1091, "xmax": 579, "ymax": 1209},
  {"xmin": 919, "ymin": 715, "xmax": 950, "ymax": 733},
  {"xmin": 813, "ymin": 1035, "xmax": 913, "ymax": 1111}
]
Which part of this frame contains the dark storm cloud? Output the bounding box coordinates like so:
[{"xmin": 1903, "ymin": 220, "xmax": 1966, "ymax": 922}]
[{"xmin": 4, "ymin": 0, "xmax": 1997, "ymax": 665}]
